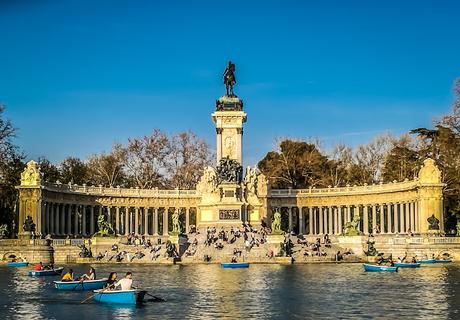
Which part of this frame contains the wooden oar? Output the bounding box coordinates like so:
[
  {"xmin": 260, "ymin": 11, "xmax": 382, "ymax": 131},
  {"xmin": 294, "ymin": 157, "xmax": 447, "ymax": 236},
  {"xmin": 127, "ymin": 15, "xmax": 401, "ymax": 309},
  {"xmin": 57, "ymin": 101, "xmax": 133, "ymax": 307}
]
[
  {"xmin": 80, "ymin": 292, "xmax": 96, "ymax": 304},
  {"xmin": 133, "ymin": 286, "xmax": 165, "ymax": 302}
]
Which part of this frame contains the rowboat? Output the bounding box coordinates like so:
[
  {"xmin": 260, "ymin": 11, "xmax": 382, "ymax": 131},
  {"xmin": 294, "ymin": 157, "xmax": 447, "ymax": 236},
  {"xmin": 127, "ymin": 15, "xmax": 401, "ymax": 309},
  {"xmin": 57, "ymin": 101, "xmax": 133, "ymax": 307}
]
[
  {"xmin": 434, "ymin": 259, "xmax": 452, "ymax": 263},
  {"xmin": 7, "ymin": 261, "xmax": 29, "ymax": 267},
  {"xmin": 28, "ymin": 267, "xmax": 64, "ymax": 277},
  {"xmin": 363, "ymin": 263, "xmax": 398, "ymax": 272},
  {"xmin": 93, "ymin": 289, "xmax": 146, "ymax": 305},
  {"xmin": 53, "ymin": 278, "xmax": 108, "ymax": 291},
  {"xmin": 394, "ymin": 262, "xmax": 421, "ymax": 268},
  {"xmin": 417, "ymin": 259, "xmax": 436, "ymax": 264},
  {"xmin": 221, "ymin": 262, "xmax": 250, "ymax": 269}
]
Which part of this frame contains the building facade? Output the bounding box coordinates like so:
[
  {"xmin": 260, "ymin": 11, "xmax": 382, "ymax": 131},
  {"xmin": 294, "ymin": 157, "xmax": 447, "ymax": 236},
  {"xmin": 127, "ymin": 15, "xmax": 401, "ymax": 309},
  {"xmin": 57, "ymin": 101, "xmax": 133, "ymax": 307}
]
[{"xmin": 16, "ymin": 94, "xmax": 445, "ymax": 238}]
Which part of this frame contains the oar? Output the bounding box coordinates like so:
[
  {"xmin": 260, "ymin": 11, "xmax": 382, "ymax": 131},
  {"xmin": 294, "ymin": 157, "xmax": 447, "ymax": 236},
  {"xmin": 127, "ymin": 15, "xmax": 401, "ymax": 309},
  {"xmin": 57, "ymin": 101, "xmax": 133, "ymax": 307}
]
[
  {"xmin": 80, "ymin": 292, "xmax": 96, "ymax": 304},
  {"xmin": 132, "ymin": 286, "xmax": 165, "ymax": 302}
]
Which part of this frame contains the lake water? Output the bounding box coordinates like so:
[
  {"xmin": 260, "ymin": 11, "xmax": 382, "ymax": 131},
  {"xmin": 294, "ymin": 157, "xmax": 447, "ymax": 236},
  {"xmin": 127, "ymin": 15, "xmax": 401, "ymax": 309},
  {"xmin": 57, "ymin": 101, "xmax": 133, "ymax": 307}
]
[{"xmin": 1, "ymin": 263, "xmax": 459, "ymax": 319}]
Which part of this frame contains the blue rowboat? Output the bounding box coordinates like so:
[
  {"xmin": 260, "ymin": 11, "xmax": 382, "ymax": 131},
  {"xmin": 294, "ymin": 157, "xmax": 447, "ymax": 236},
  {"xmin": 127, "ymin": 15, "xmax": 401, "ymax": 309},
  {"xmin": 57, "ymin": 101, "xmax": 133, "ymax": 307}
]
[
  {"xmin": 28, "ymin": 267, "xmax": 64, "ymax": 277},
  {"xmin": 363, "ymin": 263, "xmax": 398, "ymax": 272},
  {"xmin": 417, "ymin": 259, "xmax": 436, "ymax": 264},
  {"xmin": 93, "ymin": 289, "xmax": 146, "ymax": 305},
  {"xmin": 434, "ymin": 259, "xmax": 452, "ymax": 263},
  {"xmin": 54, "ymin": 278, "xmax": 108, "ymax": 291},
  {"xmin": 394, "ymin": 262, "xmax": 421, "ymax": 268},
  {"xmin": 7, "ymin": 261, "xmax": 29, "ymax": 268},
  {"xmin": 221, "ymin": 263, "xmax": 250, "ymax": 269}
]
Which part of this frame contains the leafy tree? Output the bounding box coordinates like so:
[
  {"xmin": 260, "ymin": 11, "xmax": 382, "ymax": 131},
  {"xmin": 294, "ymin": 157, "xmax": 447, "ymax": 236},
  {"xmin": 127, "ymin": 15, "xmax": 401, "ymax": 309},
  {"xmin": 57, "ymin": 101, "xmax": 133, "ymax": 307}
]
[
  {"xmin": 258, "ymin": 139, "xmax": 331, "ymax": 188},
  {"xmin": 381, "ymin": 135, "xmax": 420, "ymax": 182},
  {"xmin": 38, "ymin": 157, "xmax": 61, "ymax": 183},
  {"xmin": 87, "ymin": 144, "xmax": 126, "ymax": 187},
  {"xmin": 59, "ymin": 157, "xmax": 89, "ymax": 185},
  {"xmin": 122, "ymin": 129, "xmax": 169, "ymax": 188},
  {"xmin": 166, "ymin": 131, "xmax": 211, "ymax": 189}
]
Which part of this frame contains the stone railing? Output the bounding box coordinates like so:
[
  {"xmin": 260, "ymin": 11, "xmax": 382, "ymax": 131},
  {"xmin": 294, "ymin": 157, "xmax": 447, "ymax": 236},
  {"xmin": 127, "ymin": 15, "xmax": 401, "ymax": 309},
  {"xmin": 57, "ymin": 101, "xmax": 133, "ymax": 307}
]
[
  {"xmin": 270, "ymin": 180, "xmax": 419, "ymax": 198},
  {"xmin": 43, "ymin": 182, "xmax": 199, "ymax": 198},
  {"xmin": 0, "ymin": 239, "xmax": 49, "ymax": 246}
]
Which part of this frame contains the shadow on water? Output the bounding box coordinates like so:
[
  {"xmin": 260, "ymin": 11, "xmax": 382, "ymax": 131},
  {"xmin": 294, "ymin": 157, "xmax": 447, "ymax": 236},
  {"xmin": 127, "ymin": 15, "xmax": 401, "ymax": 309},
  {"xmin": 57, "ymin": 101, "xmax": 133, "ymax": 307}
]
[{"xmin": 1, "ymin": 263, "xmax": 459, "ymax": 319}]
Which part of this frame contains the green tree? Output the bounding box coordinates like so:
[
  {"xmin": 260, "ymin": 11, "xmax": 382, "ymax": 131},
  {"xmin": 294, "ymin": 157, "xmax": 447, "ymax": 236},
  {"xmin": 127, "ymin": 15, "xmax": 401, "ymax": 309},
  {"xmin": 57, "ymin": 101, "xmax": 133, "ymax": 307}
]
[
  {"xmin": 382, "ymin": 135, "xmax": 420, "ymax": 182},
  {"xmin": 38, "ymin": 157, "xmax": 61, "ymax": 183},
  {"xmin": 59, "ymin": 157, "xmax": 89, "ymax": 185},
  {"xmin": 258, "ymin": 139, "xmax": 331, "ymax": 188}
]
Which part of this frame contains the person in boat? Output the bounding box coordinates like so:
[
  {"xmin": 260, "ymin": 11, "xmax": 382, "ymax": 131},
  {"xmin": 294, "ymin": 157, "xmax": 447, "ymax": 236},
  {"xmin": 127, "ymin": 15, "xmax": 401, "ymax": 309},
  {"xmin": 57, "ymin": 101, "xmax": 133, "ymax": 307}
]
[
  {"xmin": 388, "ymin": 258, "xmax": 395, "ymax": 267},
  {"xmin": 411, "ymin": 256, "xmax": 417, "ymax": 263},
  {"xmin": 114, "ymin": 272, "xmax": 133, "ymax": 291},
  {"xmin": 79, "ymin": 267, "xmax": 96, "ymax": 281},
  {"xmin": 105, "ymin": 272, "xmax": 118, "ymax": 290},
  {"xmin": 44, "ymin": 263, "xmax": 54, "ymax": 270},
  {"xmin": 61, "ymin": 269, "xmax": 74, "ymax": 282},
  {"xmin": 231, "ymin": 256, "xmax": 237, "ymax": 263},
  {"xmin": 34, "ymin": 262, "xmax": 43, "ymax": 271}
]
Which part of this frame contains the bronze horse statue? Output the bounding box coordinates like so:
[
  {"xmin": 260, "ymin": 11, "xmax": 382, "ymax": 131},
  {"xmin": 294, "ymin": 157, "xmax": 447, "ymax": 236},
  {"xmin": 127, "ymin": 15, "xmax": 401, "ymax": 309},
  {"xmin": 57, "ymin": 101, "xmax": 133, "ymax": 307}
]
[{"xmin": 223, "ymin": 61, "xmax": 236, "ymax": 96}]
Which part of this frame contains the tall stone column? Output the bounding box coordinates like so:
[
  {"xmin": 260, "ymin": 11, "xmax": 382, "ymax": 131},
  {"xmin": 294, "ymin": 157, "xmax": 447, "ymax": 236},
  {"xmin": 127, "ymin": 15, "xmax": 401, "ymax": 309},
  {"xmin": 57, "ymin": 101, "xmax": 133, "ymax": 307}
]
[
  {"xmin": 49, "ymin": 203, "xmax": 54, "ymax": 235},
  {"xmin": 363, "ymin": 205, "xmax": 369, "ymax": 235},
  {"xmin": 74, "ymin": 205, "xmax": 79, "ymax": 235},
  {"xmin": 319, "ymin": 207, "xmax": 323, "ymax": 234},
  {"xmin": 288, "ymin": 207, "xmax": 293, "ymax": 232},
  {"xmin": 185, "ymin": 208, "xmax": 190, "ymax": 234},
  {"xmin": 144, "ymin": 208, "xmax": 149, "ymax": 235},
  {"xmin": 134, "ymin": 207, "xmax": 139, "ymax": 235},
  {"xmin": 89, "ymin": 206, "xmax": 94, "ymax": 235},
  {"xmin": 153, "ymin": 208, "xmax": 159, "ymax": 236},
  {"xmin": 347, "ymin": 205, "xmax": 351, "ymax": 223},
  {"xmin": 82, "ymin": 205, "xmax": 86, "ymax": 236},
  {"xmin": 414, "ymin": 202, "xmax": 419, "ymax": 232},
  {"xmin": 55, "ymin": 203, "xmax": 60, "ymax": 235},
  {"xmin": 44, "ymin": 203, "xmax": 49, "ymax": 235},
  {"xmin": 411, "ymin": 202, "xmax": 416, "ymax": 232},
  {"xmin": 337, "ymin": 206, "xmax": 342, "ymax": 235},
  {"xmin": 327, "ymin": 206, "xmax": 333, "ymax": 235},
  {"xmin": 309, "ymin": 207, "xmax": 313, "ymax": 235},
  {"xmin": 394, "ymin": 203, "xmax": 399, "ymax": 233},
  {"xmin": 67, "ymin": 204, "xmax": 72, "ymax": 235},
  {"xmin": 163, "ymin": 207, "xmax": 169, "ymax": 236},
  {"xmin": 372, "ymin": 205, "xmax": 377, "ymax": 234},
  {"xmin": 379, "ymin": 204, "xmax": 385, "ymax": 233},
  {"xmin": 107, "ymin": 206, "xmax": 112, "ymax": 226},
  {"xmin": 116, "ymin": 207, "xmax": 120, "ymax": 235},
  {"xmin": 400, "ymin": 203, "xmax": 405, "ymax": 234},
  {"xmin": 60, "ymin": 204, "xmax": 65, "ymax": 235},
  {"xmin": 387, "ymin": 204, "xmax": 392, "ymax": 234},
  {"xmin": 124, "ymin": 207, "xmax": 129, "ymax": 235}
]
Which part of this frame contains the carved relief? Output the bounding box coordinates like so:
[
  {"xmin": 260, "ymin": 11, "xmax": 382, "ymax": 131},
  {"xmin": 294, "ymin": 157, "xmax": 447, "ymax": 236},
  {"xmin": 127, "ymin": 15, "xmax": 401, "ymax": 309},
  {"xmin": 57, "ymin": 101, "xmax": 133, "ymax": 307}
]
[
  {"xmin": 418, "ymin": 158, "xmax": 442, "ymax": 184},
  {"xmin": 20, "ymin": 160, "xmax": 42, "ymax": 186}
]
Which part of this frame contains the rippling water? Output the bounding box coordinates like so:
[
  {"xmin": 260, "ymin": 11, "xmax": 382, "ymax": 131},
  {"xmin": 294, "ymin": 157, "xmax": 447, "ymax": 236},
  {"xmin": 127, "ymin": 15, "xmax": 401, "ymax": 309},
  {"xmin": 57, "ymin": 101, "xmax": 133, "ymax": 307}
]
[{"xmin": 1, "ymin": 263, "xmax": 459, "ymax": 319}]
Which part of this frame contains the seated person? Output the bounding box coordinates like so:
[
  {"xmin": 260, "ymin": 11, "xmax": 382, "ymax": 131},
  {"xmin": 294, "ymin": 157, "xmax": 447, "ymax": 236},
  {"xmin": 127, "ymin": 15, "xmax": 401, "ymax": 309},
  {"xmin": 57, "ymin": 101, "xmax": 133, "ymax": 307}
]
[
  {"xmin": 231, "ymin": 256, "xmax": 237, "ymax": 263},
  {"xmin": 34, "ymin": 262, "xmax": 43, "ymax": 271},
  {"xmin": 105, "ymin": 272, "xmax": 118, "ymax": 290},
  {"xmin": 114, "ymin": 272, "xmax": 133, "ymax": 291},
  {"xmin": 61, "ymin": 269, "xmax": 74, "ymax": 282},
  {"xmin": 79, "ymin": 267, "xmax": 96, "ymax": 281}
]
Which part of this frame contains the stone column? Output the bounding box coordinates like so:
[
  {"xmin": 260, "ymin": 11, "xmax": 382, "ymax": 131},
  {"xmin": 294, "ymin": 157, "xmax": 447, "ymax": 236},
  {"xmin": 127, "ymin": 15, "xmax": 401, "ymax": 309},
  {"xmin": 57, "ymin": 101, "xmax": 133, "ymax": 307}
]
[
  {"xmin": 74, "ymin": 205, "xmax": 79, "ymax": 235},
  {"xmin": 387, "ymin": 204, "xmax": 393, "ymax": 234},
  {"xmin": 363, "ymin": 205, "xmax": 369, "ymax": 235},
  {"xmin": 319, "ymin": 207, "xmax": 323, "ymax": 234},
  {"xmin": 90, "ymin": 206, "xmax": 95, "ymax": 235},
  {"xmin": 347, "ymin": 205, "xmax": 351, "ymax": 223},
  {"xmin": 414, "ymin": 202, "xmax": 419, "ymax": 232},
  {"xmin": 297, "ymin": 207, "xmax": 303, "ymax": 235},
  {"xmin": 337, "ymin": 206, "xmax": 342, "ymax": 235},
  {"xmin": 288, "ymin": 207, "xmax": 293, "ymax": 232},
  {"xmin": 60, "ymin": 204, "xmax": 65, "ymax": 235},
  {"xmin": 411, "ymin": 202, "xmax": 416, "ymax": 232},
  {"xmin": 371, "ymin": 205, "xmax": 377, "ymax": 234},
  {"xmin": 394, "ymin": 203, "xmax": 399, "ymax": 233},
  {"xmin": 126, "ymin": 207, "xmax": 130, "ymax": 235},
  {"xmin": 185, "ymin": 208, "xmax": 190, "ymax": 234},
  {"xmin": 308, "ymin": 207, "xmax": 313, "ymax": 235},
  {"xmin": 153, "ymin": 208, "xmax": 159, "ymax": 236},
  {"xmin": 107, "ymin": 206, "xmax": 112, "ymax": 226},
  {"xmin": 163, "ymin": 207, "xmax": 169, "ymax": 236},
  {"xmin": 44, "ymin": 203, "xmax": 49, "ymax": 235},
  {"xmin": 67, "ymin": 204, "xmax": 72, "ymax": 235},
  {"xmin": 134, "ymin": 207, "xmax": 139, "ymax": 235},
  {"xmin": 82, "ymin": 205, "xmax": 86, "ymax": 236},
  {"xmin": 405, "ymin": 202, "xmax": 411, "ymax": 233},
  {"xmin": 55, "ymin": 203, "xmax": 60, "ymax": 235},
  {"xmin": 400, "ymin": 203, "xmax": 405, "ymax": 234},
  {"xmin": 114, "ymin": 207, "xmax": 119, "ymax": 235},
  {"xmin": 144, "ymin": 208, "xmax": 149, "ymax": 235},
  {"xmin": 379, "ymin": 204, "xmax": 385, "ymax": 233},
  {"xmin": 327, "ymin": 206, "xmax": 332, "ymax": 235}
]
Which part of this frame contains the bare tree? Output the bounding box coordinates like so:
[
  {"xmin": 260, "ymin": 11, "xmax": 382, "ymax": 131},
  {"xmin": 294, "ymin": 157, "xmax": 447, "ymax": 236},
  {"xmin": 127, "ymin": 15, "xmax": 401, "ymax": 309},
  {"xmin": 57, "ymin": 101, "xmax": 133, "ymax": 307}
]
[{"xmin": 87, "ymin": 143, "xmax": 126, "ymax": 187}]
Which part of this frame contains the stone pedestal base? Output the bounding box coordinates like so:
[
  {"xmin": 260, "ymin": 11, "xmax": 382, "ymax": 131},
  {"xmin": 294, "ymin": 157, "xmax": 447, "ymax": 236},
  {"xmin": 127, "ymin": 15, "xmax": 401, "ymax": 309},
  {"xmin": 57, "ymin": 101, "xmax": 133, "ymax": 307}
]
[
  {"xmin": 169, "ymin": 235, "xmax": 179, "ymax": 245},
  {"xmin": 267, "ymin": 234, "xmax": 285, "ymax": 244}
]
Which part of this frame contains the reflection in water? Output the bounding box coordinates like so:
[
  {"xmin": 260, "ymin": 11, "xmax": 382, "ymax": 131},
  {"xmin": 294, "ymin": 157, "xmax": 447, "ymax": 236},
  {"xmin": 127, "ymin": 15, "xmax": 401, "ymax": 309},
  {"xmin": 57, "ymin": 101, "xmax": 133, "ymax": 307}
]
[{"xmin": 0, "ymin": 263, "xmax": 459, "ymax": 319}]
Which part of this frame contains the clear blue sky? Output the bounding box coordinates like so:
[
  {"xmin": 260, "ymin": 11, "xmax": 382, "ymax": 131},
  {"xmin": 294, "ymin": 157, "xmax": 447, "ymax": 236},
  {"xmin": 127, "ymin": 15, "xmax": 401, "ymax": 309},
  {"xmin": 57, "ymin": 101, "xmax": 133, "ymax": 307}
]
[{"xmin": 1, "ymin": 0, "xmax": 459, "ymax": 166}]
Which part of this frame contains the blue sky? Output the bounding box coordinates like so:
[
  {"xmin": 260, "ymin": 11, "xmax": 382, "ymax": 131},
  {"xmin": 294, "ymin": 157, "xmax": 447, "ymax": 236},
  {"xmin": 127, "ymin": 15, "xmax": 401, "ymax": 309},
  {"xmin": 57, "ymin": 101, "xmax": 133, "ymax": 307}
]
[{"xmin": 1, "ymin": 0, "xmax": 459, "ymax": 166}]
